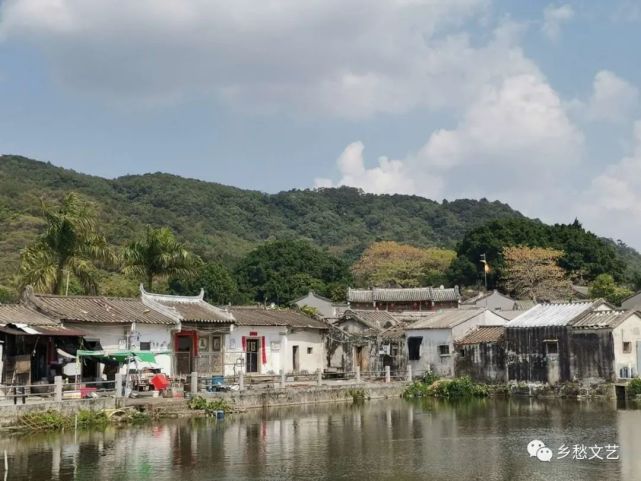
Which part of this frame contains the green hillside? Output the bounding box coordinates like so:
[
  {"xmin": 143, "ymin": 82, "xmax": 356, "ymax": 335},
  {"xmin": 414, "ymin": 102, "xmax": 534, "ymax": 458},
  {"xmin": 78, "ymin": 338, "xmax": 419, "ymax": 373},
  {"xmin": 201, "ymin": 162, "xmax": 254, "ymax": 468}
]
[{"xmin": 1, "ymin": 154, "xmax": 639, "ymax": 295}]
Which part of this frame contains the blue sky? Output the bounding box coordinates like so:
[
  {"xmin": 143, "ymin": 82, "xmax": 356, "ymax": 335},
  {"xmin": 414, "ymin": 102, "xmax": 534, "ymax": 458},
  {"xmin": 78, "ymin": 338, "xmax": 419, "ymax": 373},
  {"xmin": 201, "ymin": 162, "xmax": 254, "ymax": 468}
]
[{"xmin": 1, "ymin": 1, "xmax": 641, "ymax": 248}]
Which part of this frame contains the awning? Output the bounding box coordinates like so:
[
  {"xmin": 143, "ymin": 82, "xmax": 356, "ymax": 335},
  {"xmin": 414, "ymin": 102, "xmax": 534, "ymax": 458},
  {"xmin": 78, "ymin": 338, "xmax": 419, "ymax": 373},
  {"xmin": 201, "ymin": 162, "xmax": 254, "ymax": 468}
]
[{"xmin": 76, "ymin": 350, "xmax": 170, "ymax": 363}]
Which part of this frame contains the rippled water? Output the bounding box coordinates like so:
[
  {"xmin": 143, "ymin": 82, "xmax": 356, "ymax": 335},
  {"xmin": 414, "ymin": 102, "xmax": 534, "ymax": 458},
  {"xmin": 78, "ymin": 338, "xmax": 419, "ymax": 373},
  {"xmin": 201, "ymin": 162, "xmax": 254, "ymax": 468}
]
[{"xmin": 2, "ymin": 398, "xmax": 640, "ymax": 481}]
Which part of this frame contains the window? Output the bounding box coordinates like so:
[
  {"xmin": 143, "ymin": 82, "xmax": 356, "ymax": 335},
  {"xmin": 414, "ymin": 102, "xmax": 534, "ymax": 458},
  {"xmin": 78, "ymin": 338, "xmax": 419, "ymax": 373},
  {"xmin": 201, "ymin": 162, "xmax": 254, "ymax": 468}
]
[
  {"xmin": 212, "ymin": 336, "xmax": 221, "ymax": 352},
  {"xmin": 139, "ymin": 342, "xmax": 151, "ymax": 351},
  {"xmin": 623, "ymin": 342, "xmax": 632, "ymax": 353},
  {"xmin": 458, "ymin": 349, "xmax": 465, "ymax": 358},
  {"xmin": 408, "ymin": 337, "xmax": 422, "ymax": 360},
  {"xmin": 438, "ymin": 345, "xmax": 450, "ymax": 356},
  {"xmin": 544, "ymin": 340, "xmax": 558, "ymax": 355},
  {"xmin": 307, "ymin": 347, "xmax": 313, "ymax": 354}
]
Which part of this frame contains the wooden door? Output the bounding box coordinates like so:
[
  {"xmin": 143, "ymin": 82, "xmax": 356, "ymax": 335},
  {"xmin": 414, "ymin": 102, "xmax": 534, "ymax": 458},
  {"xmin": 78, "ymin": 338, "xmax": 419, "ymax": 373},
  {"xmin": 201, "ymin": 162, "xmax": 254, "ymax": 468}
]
[
  {"xmin": 292, "ymin": 345, "xmax": 300, "ymax": 373},
  {"xmin": 246, "ymin": 339, "xmax": 259, "ymax": 373}
]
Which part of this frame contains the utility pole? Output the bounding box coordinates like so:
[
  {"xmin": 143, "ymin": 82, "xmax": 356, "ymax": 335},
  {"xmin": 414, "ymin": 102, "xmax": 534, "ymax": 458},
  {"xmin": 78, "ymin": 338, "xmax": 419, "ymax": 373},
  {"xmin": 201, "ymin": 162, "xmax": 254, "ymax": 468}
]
[{"xmin": 480, "ymin": 254, "xmax": 488, "ymax": 292}]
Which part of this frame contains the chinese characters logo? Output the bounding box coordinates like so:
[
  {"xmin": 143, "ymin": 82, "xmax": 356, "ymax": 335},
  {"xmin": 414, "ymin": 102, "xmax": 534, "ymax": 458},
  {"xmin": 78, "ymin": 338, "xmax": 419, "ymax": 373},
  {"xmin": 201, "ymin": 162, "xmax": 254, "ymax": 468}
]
[{"xmin": 527, "ymin": 439, "xmax": 619, "ymax": 462}]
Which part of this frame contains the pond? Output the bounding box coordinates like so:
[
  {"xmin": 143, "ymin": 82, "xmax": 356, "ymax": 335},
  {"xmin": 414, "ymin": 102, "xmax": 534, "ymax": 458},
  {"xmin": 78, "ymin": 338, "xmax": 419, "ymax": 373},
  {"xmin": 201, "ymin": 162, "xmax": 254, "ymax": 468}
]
[{"xmin": 1, "ymin": 397, "xmax": 640, "ymax": 480}]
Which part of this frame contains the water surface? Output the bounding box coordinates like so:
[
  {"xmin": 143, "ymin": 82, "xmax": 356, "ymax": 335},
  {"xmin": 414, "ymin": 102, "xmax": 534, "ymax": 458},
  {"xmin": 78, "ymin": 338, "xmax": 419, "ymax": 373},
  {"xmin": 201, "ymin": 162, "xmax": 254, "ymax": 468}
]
[{"xmin": 2, "ymin": 398, "xmax": 640, "ymax": 481}]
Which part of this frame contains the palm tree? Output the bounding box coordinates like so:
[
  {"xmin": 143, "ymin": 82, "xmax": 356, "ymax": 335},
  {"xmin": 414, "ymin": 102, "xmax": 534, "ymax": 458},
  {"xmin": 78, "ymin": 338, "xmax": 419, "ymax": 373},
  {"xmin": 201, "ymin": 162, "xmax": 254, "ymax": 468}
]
[
  {"xmin": 19, "ymin": 193, "xmax": 114, "ymax": 295},
  {"xmin": 122, "ymin": 226, "xmax": 201, "ymax": 290}
]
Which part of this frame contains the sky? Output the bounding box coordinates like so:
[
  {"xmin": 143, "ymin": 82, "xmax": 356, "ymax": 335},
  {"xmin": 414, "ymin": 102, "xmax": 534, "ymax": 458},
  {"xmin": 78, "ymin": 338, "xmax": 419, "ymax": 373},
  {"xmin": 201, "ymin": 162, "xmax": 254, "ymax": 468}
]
[{"xmin": 1, "ymin": 1, "xmax": 641, "ymax": 248}]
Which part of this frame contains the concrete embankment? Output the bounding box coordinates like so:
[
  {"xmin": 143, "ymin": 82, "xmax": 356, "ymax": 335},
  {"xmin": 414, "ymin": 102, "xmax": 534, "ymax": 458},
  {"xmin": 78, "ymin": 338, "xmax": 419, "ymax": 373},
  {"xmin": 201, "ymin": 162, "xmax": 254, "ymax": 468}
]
[{"xmin": 0, "ymin": 382, "xmax": 409, "ymax": 426}]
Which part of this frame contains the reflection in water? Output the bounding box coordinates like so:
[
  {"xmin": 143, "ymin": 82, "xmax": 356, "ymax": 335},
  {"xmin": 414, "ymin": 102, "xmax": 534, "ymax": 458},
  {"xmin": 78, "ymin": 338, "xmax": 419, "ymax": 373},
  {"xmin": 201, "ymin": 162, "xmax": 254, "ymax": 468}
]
[{"xmin": 0, "ymin": 398, "xmax": 638, "ymax": 481}]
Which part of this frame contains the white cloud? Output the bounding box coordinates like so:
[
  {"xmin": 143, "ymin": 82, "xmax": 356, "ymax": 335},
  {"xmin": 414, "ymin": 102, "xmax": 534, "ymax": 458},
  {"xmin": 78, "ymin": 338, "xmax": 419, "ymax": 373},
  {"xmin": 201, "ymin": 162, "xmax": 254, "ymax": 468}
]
[
  {"xmin": 0, "ymin": 0, "xmax": 554, "ymax": 119},
  {"xmin": 579, "ymin": 121, "xmax": 641, "ymax": 247},
  {"xmin": 320, "ymin": 73, "xmax": 584, "ymax": 218},
  {"xmin": 542, "ymin": 4, "xmax": 575, "ymax": 40},
  {"xmin": 586, "ymin": 70, "xmax": 639, "ymax": 123}
]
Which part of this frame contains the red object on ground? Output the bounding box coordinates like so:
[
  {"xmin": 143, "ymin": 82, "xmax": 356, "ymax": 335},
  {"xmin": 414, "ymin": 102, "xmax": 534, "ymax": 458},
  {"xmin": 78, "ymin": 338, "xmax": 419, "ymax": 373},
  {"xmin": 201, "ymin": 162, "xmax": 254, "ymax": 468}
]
[
  {"xmin": 80, "ymin": 387, "xmax": 97, "ymax": 398},
  {"xmin": 150, "ymin": 373, "xmax": 170, "ymax": 391}
]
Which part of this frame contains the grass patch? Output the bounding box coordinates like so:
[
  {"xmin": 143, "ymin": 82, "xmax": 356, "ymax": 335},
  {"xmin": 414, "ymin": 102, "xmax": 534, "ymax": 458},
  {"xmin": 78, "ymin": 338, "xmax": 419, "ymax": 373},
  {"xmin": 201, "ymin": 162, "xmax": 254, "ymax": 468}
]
[
  {"xmin": 18, "ymin": 409, "xmax": 109, "ymax": 432},
  {"xmin": 188, "ymin": 395, "xmax": 232, "ymax": 415},
  {"xmin": 346, "ymin": 389, "xmax": 367, "ymax": 403}
]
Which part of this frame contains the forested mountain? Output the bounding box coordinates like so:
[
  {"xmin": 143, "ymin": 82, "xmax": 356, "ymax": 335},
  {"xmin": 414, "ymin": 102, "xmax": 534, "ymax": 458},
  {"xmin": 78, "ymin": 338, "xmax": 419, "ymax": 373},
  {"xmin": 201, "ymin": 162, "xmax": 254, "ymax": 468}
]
[{"xmin": 1, "ymin": 154, "xmax": 640, "ymax": 295}]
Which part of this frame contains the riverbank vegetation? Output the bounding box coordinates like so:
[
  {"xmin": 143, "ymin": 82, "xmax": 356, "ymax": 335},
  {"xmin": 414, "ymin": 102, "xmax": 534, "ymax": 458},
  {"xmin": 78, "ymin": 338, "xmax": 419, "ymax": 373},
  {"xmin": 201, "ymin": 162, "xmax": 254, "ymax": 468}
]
[
  {"xmin": 403, "ymin": 373, "xmax": 489, "ymax": 400},
  {"xmin": 188, "ymin": 395, "xmax": 233, "ymax": 414},
  {"xmin": 16, "ymin": 409, "xmax": 110, "ymax": 432}
]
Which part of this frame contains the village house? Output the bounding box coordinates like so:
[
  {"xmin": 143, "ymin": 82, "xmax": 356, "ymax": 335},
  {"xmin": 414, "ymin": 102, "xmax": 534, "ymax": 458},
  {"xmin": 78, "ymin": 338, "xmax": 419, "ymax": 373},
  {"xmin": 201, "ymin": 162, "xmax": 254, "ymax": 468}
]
[
  {"xmin": 325, "ymin": 309, "xmax": 406, "ymax": 375},
  {"xmin": 454, "ymin": 326, "xmax": 506, "ymax": 383},
  {"xmin": 503, "ymin": 300, "xmax": 636, "ymax": 384},
  {"xmin": 347, "ymin": 286, "xmax": 460, "ymax": 312},
  {"xmin": 227, "ymin": 306, "xmax": 328, "ymax": 376},
  {"xmin": 460, "ymin": 290, "xmax": 517, "ymax": 311},
  {"xmin": 140, "ymin": 287, "xmax": 235, "ymax": 376},
  {"xmin": 21, "ymin": 286, "xmax": 180, "ymax": 378},
  {"xmin": 0, "ymin": 304, "xmax": 85, "ymax": 385},
  {"xmin": 292, "ymin": 291, "xmax": 348, "ymax": 319},
  {"xmin": 403, "ymin": 309, "xmax": 506, "ymax": 377}
]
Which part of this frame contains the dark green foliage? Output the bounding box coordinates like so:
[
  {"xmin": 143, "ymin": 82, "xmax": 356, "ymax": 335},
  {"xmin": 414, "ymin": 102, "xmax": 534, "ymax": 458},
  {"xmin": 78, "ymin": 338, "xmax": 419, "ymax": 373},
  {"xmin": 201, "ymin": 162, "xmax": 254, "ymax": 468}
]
[
  {"xmin": 1, "ymin": 155, "xmax": 640, "ymax": 295},
  {"xmin": 0, "ymin": 156, "xmax": 525, "ymax": 289},
  {"xmin": 0, "ymin": 285, "xmax": 17, "ymax": 303},
  {"xmin": 451, "ymin": 218, "xmax": 628, "ymax": 288},
  {"xmin": 628, "ymin": 379, "xmax": 641, "ymax": 397},
  {"xmin": 235, "ymin": 240, "xmax": 352, "ymax": 304},
  {"xmin": 170, "ymin": 262, "xmax": 241, "ymax": 304}
]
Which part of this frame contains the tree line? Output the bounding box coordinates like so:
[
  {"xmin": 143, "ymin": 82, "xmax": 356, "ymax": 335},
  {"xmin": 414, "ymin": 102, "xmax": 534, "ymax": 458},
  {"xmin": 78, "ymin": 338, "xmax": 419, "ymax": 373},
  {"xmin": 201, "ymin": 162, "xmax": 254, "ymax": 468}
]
[{"xmin": 2, "ymin": 193, "xmax": 637, "ymax": 306}]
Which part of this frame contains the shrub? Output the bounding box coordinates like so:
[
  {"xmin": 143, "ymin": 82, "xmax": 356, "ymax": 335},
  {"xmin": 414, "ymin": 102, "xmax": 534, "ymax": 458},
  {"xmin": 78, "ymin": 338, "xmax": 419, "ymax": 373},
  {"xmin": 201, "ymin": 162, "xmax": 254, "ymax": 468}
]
[
  {"xmin": 188, "ymin": 395, "xmax": 232, "ymax": 414},
  {"xmin": 403, "ymin": 376, "xmax": 489, "ymax": 399},
  {"xmin": 347, "ymin": 389, "xmax": 367, "ymax": 403},
  {"xmin": 628, "ymin": 378, "xmax": 641, "ymax": 397}
]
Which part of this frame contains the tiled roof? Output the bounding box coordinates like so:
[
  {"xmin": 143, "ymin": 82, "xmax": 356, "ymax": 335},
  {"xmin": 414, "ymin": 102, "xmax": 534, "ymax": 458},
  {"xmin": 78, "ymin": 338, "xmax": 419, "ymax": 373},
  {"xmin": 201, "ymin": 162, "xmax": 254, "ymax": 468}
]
[
  {"xmin": 506, "ymin": 301, "xmax": 599, "ymax": 328},
  {"xmin": 571, "ymin": 310, "xmax": 636, "ymax": 329},
  {"xmin": 404, "ymin": 309, "xmax": 486, "ymax": 330},
  {"xmin": 140, "ymin": 287, "xmax": 234, "ymax": 323},
  {"xmin": 342, "ymin": 309, "xmax": 398, "ymax": 331},
  {"xmin": 24, "ymin": 289, "xmax": 177, "ymax": 325},
  {"xmin": 347, "ymin": 286, "xmax": 460, "ymax": 303},
  {"xmin": 460, "ymin": 290, "xmax": 515, "ymax": 306},
  {"xmin": 457, "ymin": 326, "xmax": 505, "ymax": 345},
  {"xmin": 0, "ymin": 304, "xmax": 59, "ymax": 326},
  {"xmin": 494, "ymin": 310, "xmax": 525, "ymax": 321},
  {"xmin": 229, "ymin": 307, "xmax": 327, "ymax": 329}
]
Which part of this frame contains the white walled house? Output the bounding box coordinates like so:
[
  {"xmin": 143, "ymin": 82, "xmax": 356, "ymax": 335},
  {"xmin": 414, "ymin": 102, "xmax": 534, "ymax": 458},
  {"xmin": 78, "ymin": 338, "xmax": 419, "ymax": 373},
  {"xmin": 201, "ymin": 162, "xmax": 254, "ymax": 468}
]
[
  {"xmin": 141, "ymin": 287, "xmax": 235, "ymax": 376},
  {"xmin": 23, "ymin": 289, "xmax": 179, "ymax": 377},
  {"xmin": 403, "ymin": 309, "xmax": 507, "ymax": 377},
  {"xmin": 227, "ymin": 307, "xmax": 327, "ymax": 376}
]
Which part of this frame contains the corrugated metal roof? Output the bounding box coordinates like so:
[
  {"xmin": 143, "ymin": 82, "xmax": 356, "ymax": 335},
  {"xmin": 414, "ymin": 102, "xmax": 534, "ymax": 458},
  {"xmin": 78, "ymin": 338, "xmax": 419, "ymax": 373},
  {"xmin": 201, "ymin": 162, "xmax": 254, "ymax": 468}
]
[
  {"xmin": 229, "ymin": 307, "xmax": 327, "ymax": 329},
  {"xmin": 506, "ymin": 301, "xmax": 596, "ymax": 328},
  {"xmin": 347, "ymin": 286, "xmax": 460, "ymax": 303},
  {"xmin": 571, "ymin": 310, "xmax": 636, "ymax": 329},
  {"xmin": 26, "ymin": 293, "xmax": 177, "ymax": 325},
  {"xmin": 0, "ymin": 304, "xmax": 59, "ymax": 326},
  {"xmin": 457, "ymin": 326, "xmax": 505, "ymax": 345},
  {"xmin": 404, "ymin": 309, "xmax": 486, "ymax": 330}
]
